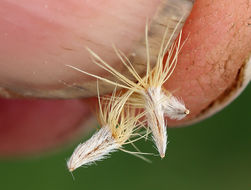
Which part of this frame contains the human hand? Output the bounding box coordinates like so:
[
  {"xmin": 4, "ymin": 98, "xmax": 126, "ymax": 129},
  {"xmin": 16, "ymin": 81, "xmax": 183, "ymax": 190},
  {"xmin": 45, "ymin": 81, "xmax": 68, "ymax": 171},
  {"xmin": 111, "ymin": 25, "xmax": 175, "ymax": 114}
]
[{"xmin": 0, "ymin": 0, "xmax": 250, "ymax": 156}]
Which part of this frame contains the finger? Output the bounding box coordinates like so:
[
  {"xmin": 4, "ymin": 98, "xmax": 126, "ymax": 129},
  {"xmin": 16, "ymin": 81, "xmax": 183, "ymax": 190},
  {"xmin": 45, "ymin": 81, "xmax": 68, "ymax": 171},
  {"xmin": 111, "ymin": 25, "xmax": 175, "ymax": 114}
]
[
  {"xmin": 0, "ymin": 0, "xmax": 186, "ymax": 156},
  {"xmin": 1, "ymin": 0, "xmax": 250, "ymax": 156},
  {"xmin": 165, "ymin": 0, "xmax": 251, "ymax": 126},
  {"xmin": 0, "ymin": 0, "xmax": 193, "ymax": 98},
  {"xmin": 0, "ymin": 98, "xmax": 95, "ymax": 156}
]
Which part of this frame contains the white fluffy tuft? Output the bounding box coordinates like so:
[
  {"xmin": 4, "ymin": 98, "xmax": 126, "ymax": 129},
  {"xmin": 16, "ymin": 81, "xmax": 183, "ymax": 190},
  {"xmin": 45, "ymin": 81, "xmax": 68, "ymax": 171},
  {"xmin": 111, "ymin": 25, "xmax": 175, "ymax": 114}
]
[
  {"xmin": 67, "ymin": 126, "xmax": 119, "ymax": 171},
  {"xmin": 163, "ymin": 95, "xmax": 189, "ymax": 120}
]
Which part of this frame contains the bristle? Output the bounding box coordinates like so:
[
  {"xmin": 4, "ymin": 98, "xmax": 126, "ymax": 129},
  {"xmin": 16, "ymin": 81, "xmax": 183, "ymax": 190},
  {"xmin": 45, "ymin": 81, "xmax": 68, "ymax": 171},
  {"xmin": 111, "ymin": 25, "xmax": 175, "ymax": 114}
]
[
  {"xmin": 66, "ymin": 64, "xmax": 130, "ymax": 90},
  {"xmin": 86, "ymin": 48, "xmax": 144, "ymax": 92}
]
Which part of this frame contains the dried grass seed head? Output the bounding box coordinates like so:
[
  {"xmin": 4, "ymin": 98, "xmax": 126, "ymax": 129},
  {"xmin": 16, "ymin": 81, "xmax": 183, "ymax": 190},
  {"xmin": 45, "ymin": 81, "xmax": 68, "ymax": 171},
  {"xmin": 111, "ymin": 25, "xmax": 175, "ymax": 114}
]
[
  {"xmin": 66, "ymin": 19, "xmax": 189, "ymax": 158},
  {"xmin": 67, "ymin": 88, "xmax": 144, "ymax": 171}
]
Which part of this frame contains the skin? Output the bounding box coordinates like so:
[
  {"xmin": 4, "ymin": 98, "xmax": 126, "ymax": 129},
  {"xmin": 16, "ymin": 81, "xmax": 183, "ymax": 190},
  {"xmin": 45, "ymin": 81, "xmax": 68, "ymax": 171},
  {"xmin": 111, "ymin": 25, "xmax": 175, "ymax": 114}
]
[{"xmin": 0, "ymin": 0, "xmax": 250, "ymax": 155}]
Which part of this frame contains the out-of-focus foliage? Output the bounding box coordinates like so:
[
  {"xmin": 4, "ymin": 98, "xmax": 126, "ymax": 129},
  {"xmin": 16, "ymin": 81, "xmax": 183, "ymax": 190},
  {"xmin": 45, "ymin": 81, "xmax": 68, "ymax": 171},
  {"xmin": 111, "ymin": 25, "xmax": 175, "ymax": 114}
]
[{"xmin": 0, "ymin": 86, "xmax": 250, "ymax": 190}]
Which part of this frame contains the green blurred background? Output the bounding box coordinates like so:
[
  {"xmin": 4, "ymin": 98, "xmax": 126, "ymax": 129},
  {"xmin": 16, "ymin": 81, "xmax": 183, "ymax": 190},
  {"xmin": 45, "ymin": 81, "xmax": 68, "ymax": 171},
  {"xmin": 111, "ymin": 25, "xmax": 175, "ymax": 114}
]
[{"xmin": 0, "ymin": 86, "xmax": 250, "ymax": 190}]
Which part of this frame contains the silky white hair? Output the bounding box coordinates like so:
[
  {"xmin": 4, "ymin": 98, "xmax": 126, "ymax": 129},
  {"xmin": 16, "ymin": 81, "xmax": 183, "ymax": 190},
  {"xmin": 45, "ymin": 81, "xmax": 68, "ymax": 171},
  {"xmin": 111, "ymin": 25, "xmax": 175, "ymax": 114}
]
[{"xmin": 67, "ymin": 126, "xmax": 119, "ymax": 171}]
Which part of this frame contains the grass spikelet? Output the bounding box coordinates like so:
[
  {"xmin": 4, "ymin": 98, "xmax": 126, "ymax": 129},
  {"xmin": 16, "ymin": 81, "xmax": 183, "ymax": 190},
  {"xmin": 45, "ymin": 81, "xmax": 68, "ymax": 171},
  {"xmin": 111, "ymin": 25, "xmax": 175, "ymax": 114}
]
[
  {"xmin": 66, "ymin": 19, "xmax": 189, "ymax": 158},
  {"xmin": 67, "ymin": 85, "xmax": 145, "ymax": 171}
]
